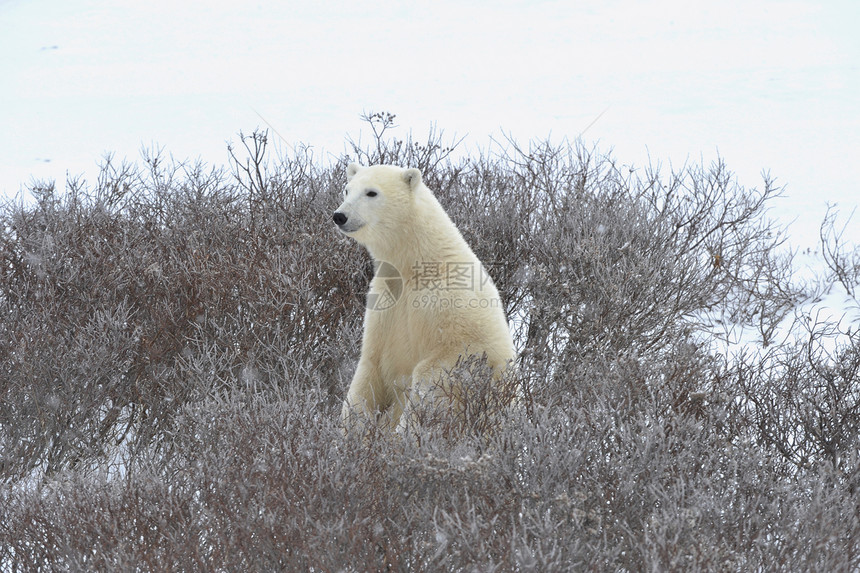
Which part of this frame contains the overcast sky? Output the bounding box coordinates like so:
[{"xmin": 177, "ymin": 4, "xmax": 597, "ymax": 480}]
[{"xmin": 1, "ymin": 0, "xmax": 858, "ymax": 248}]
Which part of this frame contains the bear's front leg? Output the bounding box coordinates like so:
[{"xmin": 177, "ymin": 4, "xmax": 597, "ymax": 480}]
[{"xmin": 341, "ymin": 358, "xmax": 387, "ymax": 429}]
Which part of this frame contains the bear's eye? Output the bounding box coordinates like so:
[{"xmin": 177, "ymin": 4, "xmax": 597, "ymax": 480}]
[{"xmin": 365, "ymin": 190, "xmax": 378, "ymax": 197}]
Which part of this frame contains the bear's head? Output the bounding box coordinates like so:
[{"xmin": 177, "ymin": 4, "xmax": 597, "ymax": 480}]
[{"xmin": 333, "ymin": 163, "xmax": 423, "ymax": 251}]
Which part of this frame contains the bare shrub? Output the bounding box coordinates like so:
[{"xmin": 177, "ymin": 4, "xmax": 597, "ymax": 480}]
[
  {"xmin": 820, "ymin": 204, "xmax": 860, "ymax": 298},
  {"xmin": 1, "ymin": 113, "xmax": 858, "ymax": 571},
  {"xmin": 0, "ymin": 140, "xmax": 359, "ymax": 480},
  {"xmin": 729, "ymin": 313, "xmax": 860, "ymax": 475}
]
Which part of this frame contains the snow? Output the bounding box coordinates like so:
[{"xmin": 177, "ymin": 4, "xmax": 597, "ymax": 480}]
[{"xmin": 1, "ymin": 0, "xmax": 858, "ymax": 345}]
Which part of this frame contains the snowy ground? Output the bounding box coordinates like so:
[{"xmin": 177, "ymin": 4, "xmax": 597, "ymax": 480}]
[{"xmin": 1, "ymin": 0, "xmax": 858, "ymax": 346}]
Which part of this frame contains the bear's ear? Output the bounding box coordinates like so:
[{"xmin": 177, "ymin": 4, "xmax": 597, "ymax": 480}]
[
  {"xmin": 403, "ymin": 168, "xmax": 422, "ymax": 191},
  {"xmin": 347, "ymin": 162, "xmax": 361, "ymax": 181}
]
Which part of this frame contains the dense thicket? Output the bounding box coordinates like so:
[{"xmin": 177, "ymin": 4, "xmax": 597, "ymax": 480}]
[{"xmin": 1, "ymin": 115, "xmax": 858, "ymax": 571}]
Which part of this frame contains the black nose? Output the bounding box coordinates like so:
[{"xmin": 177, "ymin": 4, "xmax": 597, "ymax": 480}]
[{"xmin": 333, "ymin": 212, "xmax": 347, "ymax": 226}]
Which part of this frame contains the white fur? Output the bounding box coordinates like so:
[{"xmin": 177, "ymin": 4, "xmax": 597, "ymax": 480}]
[{"xmin": 335, "ymin": 163, "xmax": 515, "ymax": 430}]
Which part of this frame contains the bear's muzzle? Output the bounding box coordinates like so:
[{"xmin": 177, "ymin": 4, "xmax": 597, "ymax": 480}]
[{"xmin": 333, "ymin": 211, "xmax": 364, "ymax": 234}]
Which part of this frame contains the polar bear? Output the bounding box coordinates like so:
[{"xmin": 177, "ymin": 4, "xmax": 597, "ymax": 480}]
[{"xmin": 334, "ymin": 163, "xmax": 516, "ymax": 431}]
